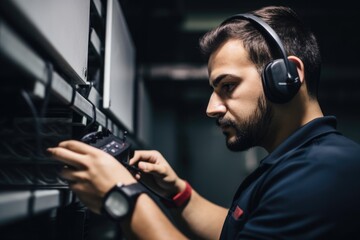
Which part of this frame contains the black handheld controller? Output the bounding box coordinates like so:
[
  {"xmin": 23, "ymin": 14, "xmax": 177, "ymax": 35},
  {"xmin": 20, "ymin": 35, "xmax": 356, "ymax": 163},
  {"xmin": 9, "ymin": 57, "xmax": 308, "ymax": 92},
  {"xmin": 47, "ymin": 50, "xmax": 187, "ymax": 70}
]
[{"xmin": 80, "ymin": 130, "xmax": 139, "ymax": 172}]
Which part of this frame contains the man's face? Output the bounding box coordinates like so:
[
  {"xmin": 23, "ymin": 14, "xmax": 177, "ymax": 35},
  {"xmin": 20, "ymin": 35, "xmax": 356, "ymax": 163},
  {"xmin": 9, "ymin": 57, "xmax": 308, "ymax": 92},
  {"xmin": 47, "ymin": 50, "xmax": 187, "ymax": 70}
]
[{"xmin": 206, "ymin": 39, "xmax": 273, "ymax": 151}]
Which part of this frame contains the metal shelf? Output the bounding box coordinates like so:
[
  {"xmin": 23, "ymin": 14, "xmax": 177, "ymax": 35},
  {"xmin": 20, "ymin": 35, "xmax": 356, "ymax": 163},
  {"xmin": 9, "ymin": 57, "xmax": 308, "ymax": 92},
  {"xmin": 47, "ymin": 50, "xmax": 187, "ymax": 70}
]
[
  {"xmin": 0, "ymin": 19, "xmax": 107, "ymax": 129},
  {"xmin": 0, "ymin": 189, "xmax": 64, "ymax": 226}
]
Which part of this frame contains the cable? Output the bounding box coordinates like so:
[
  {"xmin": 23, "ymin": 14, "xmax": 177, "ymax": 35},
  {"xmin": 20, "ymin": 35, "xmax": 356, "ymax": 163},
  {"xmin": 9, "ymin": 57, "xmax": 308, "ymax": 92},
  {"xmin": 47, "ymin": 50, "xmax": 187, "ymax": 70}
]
[
  {"xmin": 20, "ymin": 90, "xmax": 41, "ymax": 217},
  {"xmin": 83, "ymin": 101, "xmax": 97, "ymax": 134},
  {"xmin": 40, "ymin": 62, "xmax": 54, "ymax": 118},
  {"xmin": 20, "ymin": 90, "xmax": 42, "ymax": 158},
  {"xmin": 18, "ymin": 61, "xmax": 54, "ymax": 216}
]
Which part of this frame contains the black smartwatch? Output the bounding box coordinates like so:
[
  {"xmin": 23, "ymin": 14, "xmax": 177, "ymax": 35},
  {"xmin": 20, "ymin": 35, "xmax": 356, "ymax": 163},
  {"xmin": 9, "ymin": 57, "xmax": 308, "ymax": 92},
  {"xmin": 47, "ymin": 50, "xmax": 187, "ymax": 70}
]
[{"xmin": 102, "ymin": 182, "xmax": 147, "ymax": 221}]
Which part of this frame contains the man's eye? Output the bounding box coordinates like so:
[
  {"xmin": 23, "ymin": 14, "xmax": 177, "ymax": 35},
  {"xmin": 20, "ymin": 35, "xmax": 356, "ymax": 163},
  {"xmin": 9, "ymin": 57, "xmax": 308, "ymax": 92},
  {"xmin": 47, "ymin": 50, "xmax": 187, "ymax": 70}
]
[{"xmin": 222, "ymin": 83, "xmax": 235, "ymax": 93}]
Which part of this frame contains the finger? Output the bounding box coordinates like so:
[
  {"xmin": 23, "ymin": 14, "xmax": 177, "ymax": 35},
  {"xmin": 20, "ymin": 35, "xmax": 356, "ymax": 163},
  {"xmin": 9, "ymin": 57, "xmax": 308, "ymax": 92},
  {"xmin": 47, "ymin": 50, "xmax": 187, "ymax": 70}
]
[
  {"xmin": 47, "ymin": 146, "xmax": 86, "ymax": 169},
  {"xmin": 129, "ymin": 150, "xmax": 160, "ymax": 165},
  {"xmin": 57, "ymin": 140, "xmax": 101, "ymax": 155},
  {"xmin": 138, "ymin": 161, "xmax": 167, "ymax": 176},
  {"xmin": 135, "ymin": 173, "xmax": 141, "ymax": 180},
  {"xmin": 129, "ymin": 150, "xmax": 143, "ymax": 165},
  {"xmin": 60, "ymin": 168, "xmax": 89, "ymax": 182}
]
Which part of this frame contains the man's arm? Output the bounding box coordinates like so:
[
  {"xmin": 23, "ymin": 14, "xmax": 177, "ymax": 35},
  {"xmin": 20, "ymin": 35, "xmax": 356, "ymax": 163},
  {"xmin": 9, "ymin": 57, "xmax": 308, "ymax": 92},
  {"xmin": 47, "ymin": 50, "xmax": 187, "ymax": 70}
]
[
  {"xmin": 120, "ymin": 194, "xmax": 188, "ymax": 240},
  {"xmin": 172, "ymin": 188, "xmax": 228, "ymax": 240},
  {"xmin": 131, "ymin": 150, "xmax": 228, "ymax": 239},
  {"xmin": 47, "ymin": 141, "xmax": 227, "ymax": 239},
  {"xmin": 120, "ymin": 189, "xmax": 227, "ymax": 240}
]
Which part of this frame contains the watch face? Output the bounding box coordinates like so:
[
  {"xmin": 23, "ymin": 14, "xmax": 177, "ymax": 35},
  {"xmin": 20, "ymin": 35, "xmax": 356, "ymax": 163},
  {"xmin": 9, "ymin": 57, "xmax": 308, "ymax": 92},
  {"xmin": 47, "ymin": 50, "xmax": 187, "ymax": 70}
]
[{"xmin": 104, "ymin": 190, "xmax": 129, "ymax": 219}]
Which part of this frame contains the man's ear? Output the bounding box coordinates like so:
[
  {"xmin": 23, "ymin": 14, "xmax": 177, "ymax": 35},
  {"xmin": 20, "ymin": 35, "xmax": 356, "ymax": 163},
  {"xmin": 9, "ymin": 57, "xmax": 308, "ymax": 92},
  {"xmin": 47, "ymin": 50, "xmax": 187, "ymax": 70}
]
[{"xmin": 288, "ymin": 56, "xmax": 305, "ymax": 84}]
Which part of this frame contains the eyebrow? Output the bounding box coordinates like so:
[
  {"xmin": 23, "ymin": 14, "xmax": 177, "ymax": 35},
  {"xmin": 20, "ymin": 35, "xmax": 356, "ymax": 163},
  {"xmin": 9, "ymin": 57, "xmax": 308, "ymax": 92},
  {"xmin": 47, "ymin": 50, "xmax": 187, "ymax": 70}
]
[{"xmin": 210, "ymin": 74, "xmax": 237, "ymax": 88}]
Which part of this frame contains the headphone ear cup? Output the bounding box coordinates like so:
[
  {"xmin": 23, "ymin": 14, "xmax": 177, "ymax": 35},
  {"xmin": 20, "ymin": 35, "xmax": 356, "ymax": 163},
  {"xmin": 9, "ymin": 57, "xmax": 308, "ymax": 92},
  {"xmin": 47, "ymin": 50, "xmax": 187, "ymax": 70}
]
[{"xmin": 262, "ymin": 59, "xmax": 301, "ymax": 103}]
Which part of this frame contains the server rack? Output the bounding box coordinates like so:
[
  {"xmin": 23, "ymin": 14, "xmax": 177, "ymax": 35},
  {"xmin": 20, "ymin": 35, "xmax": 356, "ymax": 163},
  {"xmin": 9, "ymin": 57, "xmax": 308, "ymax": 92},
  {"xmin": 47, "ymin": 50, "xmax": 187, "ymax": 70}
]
[{"xmin": 0, "ymin": 0, "xmax": 141, "ymax": 239}]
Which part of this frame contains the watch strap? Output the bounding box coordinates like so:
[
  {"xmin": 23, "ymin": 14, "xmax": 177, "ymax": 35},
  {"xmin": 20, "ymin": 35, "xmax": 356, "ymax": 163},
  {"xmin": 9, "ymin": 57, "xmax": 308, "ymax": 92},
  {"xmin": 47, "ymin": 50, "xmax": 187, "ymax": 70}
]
[{"xmin": 120, "ymin": 182, "xmax": 147, "ymax": 201}]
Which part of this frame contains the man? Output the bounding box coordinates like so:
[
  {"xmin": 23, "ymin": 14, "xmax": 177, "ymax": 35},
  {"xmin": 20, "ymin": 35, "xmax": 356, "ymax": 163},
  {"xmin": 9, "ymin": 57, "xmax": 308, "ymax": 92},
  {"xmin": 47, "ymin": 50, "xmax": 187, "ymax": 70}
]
[{"xmin": 48, "ymin": 6, "xmax": 360, "ymax": 239}]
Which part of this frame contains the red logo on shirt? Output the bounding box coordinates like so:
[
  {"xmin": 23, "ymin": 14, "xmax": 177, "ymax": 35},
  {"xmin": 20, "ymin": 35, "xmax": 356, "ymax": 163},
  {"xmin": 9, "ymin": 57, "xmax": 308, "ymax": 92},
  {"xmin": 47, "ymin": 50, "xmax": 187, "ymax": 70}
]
[{"xmin": 232, "ymin": 206, "xmax": 244, "ymax": 220}]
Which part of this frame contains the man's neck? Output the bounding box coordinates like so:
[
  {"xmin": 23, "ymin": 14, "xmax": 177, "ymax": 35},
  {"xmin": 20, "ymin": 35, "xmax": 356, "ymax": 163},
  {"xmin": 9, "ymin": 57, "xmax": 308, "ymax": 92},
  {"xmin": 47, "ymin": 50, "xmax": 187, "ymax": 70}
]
[{"xmin": 263, "ymin": 99, "xmax": 323, "ymax": 153}]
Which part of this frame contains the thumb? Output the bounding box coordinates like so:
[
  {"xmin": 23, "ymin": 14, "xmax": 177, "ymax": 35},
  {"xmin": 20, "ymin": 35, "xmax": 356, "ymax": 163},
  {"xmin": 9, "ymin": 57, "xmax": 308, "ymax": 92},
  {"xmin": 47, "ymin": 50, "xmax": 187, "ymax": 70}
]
[{"xmin": 138, "ymin": 161, "xmax": 166, "ymax": 175}]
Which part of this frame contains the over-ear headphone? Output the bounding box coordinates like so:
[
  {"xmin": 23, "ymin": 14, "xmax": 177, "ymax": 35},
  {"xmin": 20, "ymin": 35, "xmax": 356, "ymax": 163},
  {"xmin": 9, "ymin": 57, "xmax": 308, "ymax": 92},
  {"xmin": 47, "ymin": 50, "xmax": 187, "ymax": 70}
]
[{"xmin": 221, "ymin": 13, "xmax": 301, "ymax": 103}]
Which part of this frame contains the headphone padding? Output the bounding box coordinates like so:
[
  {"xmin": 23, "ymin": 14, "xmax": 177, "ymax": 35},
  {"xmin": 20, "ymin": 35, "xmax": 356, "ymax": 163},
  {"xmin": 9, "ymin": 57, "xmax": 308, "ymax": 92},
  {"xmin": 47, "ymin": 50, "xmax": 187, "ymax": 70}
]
[{"xmin": 262, "ymin": 59, "xmax": 301, "ymax": 103}]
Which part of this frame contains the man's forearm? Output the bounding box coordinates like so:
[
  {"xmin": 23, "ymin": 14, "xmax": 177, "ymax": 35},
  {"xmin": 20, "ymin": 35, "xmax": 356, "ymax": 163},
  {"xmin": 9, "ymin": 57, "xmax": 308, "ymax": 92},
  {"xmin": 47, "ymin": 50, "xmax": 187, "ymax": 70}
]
[
  {"xmin": 119, "ymin": 189, "xmax": 227, "ymax": 240},
  {"xmin": 120, "ymin": 194, "xmax": 188, "ymax": 240},
  {"xmin": 171, "ymin": 189, "xmax": 228, "ymax": 240}
]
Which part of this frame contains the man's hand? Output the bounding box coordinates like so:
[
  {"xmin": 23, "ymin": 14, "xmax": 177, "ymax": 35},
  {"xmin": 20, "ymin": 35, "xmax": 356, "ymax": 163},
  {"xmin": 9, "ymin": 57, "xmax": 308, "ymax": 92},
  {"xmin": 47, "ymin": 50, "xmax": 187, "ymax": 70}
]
[
  {"xmin": 130, "ymin": 150, "xmax": 186, "ymax": 198},
  {"xmin": 47, "ymin": 140, "xmax": 137, "ymax": 214}
]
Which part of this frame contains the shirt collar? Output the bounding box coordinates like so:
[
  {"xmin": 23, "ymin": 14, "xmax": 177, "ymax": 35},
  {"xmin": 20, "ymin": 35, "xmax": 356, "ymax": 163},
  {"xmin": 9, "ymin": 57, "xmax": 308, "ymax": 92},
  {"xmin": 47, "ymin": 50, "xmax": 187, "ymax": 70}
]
[{"xmin": 260, "ymin": 116, "xmax": 338, "ymax": 165}]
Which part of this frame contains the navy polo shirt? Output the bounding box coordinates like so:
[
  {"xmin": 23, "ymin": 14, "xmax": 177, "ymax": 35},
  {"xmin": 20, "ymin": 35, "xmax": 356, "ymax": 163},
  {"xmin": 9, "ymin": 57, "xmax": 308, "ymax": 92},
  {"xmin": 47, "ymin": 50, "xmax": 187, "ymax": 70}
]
[{"xmin": 220, "ymin": 116, "xmax": 360, "ymax": 239}]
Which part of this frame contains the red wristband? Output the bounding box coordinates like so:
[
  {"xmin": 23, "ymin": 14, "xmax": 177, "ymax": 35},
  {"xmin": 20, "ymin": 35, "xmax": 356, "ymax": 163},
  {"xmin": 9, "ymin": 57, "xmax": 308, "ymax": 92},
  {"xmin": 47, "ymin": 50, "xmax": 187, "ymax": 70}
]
[
  {"xmin": 162, "ymin": 181, "xmax": 192, "ymax": 208},
  {"xmin": 172, "ymin": 181, "xmax": 192, "ymax": 207}
]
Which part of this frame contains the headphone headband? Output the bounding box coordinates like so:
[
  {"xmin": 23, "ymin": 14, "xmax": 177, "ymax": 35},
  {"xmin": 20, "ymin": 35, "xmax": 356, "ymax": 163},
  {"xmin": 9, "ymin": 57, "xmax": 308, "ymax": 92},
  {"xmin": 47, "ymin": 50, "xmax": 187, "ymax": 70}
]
[{"xmin": 221, "ymin": 13, "xmax": 294, "ymax": 82}]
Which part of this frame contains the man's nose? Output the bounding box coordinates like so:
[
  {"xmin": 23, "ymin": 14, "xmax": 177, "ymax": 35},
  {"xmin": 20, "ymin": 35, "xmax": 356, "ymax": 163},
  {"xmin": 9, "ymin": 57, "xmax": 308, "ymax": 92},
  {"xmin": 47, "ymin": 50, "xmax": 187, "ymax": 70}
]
[{"xmin": 206, "ymin": 93, "xmax": 226, "ymax": 118}]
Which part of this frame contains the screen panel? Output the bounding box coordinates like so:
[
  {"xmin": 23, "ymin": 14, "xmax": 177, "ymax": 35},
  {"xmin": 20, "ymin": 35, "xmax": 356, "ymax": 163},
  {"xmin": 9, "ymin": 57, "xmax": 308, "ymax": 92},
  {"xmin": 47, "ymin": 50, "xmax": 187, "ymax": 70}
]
[
  {"xmin": 103, "ymin": 0, "xmax": 136, "ymax": 132},
  {"xmin": 12, "ymin": 0, "xmax": 90, "ymax": 83}
]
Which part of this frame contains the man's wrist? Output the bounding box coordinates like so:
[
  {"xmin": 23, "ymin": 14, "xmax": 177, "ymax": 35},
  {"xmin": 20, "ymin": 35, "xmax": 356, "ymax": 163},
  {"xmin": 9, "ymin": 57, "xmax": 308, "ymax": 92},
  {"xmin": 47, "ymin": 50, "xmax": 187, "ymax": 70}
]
[
  {"xmin": 172, "ymin": 181, "xmax": 192, "ymax": 207},
  {"xmin": 162, "ymin": 180, "xmax": 192, "ymax": 208},
  {"xmin": 102, "ymin": 182, "xmax": 147, "ymax": 221}
]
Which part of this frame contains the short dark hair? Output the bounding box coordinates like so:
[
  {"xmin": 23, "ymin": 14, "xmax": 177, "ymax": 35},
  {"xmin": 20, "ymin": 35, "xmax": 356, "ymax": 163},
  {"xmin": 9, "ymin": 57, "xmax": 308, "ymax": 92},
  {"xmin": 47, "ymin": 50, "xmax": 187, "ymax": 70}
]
[{"xmin": 199, "ymin": 6, "xmax": 321, "ymax": 99}]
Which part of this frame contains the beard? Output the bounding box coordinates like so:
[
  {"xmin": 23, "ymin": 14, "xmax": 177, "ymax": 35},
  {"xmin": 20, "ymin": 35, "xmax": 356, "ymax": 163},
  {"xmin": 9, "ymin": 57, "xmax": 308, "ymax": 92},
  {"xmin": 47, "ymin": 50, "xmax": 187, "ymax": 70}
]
[{"xmin": 216, "ymin": 95, "xmax": 273, "ymax": 152}]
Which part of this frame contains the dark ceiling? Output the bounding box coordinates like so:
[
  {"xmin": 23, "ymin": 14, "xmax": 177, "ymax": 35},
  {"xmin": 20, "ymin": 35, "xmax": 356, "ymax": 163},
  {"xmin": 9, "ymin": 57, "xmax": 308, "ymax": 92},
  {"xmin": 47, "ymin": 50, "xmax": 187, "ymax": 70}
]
[{"xmin": 120, "ymin": 0, "xmax": 360, "ymax": 118}]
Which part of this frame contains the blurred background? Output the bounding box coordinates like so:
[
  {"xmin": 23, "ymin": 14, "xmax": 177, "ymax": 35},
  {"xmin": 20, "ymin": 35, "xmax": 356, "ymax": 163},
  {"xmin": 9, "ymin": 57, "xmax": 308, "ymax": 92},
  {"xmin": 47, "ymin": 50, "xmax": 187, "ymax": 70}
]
[{"xmin": 0, "ymin": 0, "xmax": 359, "ymax": 239}]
